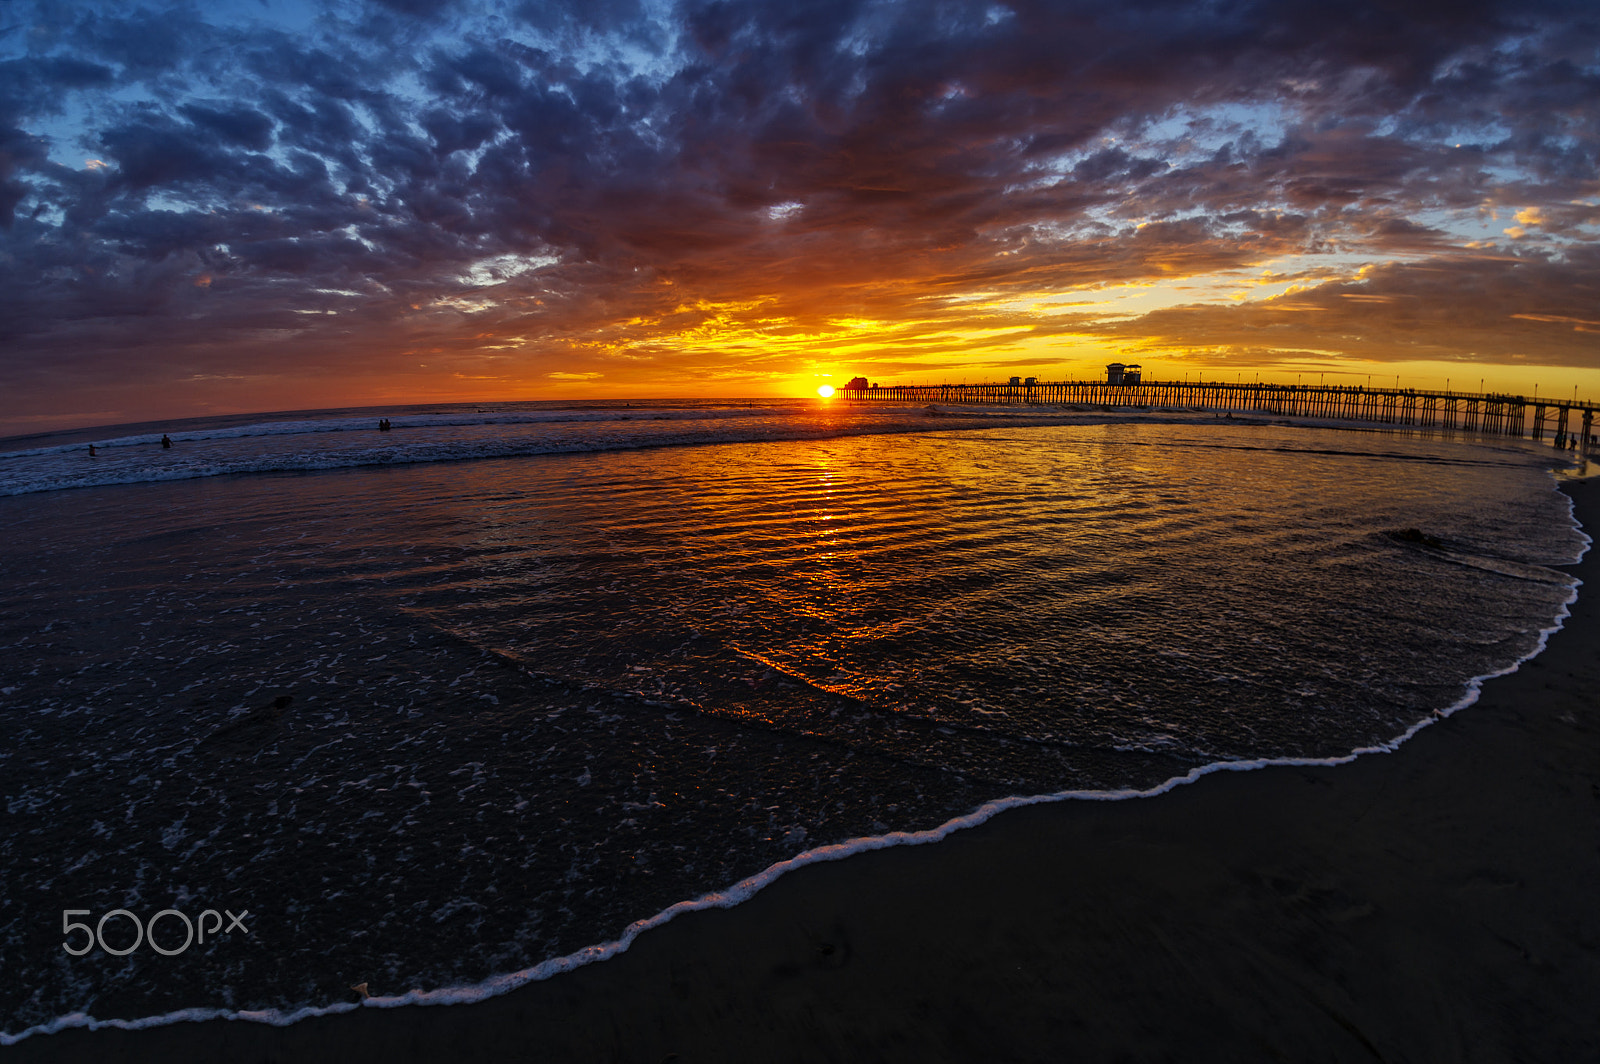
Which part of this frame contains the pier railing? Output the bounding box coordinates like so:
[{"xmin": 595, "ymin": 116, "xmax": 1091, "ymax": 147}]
[{"xmin": 841, "ymin": 380, "xmax": 1599, "ymax": 448}]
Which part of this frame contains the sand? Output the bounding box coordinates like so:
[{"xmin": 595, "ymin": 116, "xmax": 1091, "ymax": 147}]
[{"xmin": 12, "ymin": 480, "xmax": 1600, "ymax": 1063}]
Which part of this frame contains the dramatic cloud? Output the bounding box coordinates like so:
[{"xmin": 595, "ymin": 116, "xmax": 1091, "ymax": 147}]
[{"xmin": 0, "ymin": 0, "xmax": 1596, "ymax": 430}]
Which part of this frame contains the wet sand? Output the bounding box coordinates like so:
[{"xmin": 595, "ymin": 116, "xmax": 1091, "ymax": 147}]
[{"xmin": 13, "ymin": 480, "xmax": 1600, "ymax": 1063}]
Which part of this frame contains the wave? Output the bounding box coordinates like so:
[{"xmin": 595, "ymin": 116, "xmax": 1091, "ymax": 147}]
[
  {"xmin": 2, "ymin": 538, "xmax": 1580, "ymax": 1046},
  {"xmin": 0, "ymin": 405, "xmax": 806, "ymax": 458},
  {"xmin": 0, "ymin": 405, "xmax": 1179, "ymax": 498},
  {"xmin": 0, "ymin": 440, "xmax": 1587, "ymax": 1046},
  {"xmin": 0, "ymin": 403, "xmax": 1570, "ymax": 500}
]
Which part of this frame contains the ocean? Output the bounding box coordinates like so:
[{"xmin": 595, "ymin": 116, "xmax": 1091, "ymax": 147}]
[{"xmin": 0, "ymin": 398, "xmax": 1586, "ymax": 1041}]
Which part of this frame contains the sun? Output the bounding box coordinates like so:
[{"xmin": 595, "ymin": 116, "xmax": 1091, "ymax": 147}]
[{"xmin": 817, "ymin": 384, "xmax": 836, "ymax": 398}]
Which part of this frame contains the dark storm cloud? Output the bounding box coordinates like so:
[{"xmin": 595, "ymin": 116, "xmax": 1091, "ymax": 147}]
[
  {"xmin": 0, "ymin": 54, "xmax": 114, "ymax": 118},
  {"xmin": 179, "ymin": 103, "xmax": 276, "ymax": 151},
  {"xmin": 0, "ymin": 0, "xmax": 1596, "ymax": 423}
]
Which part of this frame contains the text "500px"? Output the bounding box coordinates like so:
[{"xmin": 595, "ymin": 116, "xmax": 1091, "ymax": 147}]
[{"xmin": 63, "ymin": 908, "xmax": 250, "ymax": 956}]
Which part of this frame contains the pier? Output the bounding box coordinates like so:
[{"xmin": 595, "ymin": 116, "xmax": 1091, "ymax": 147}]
[{"xmin": 841, "ymin": 379, "xmax": 1599, "ymax": 450}]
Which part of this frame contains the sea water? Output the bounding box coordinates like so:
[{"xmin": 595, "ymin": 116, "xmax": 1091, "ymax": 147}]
[{"xmin": 0, "ymin": 400, "xmax": 1586, "ymax": 1038}]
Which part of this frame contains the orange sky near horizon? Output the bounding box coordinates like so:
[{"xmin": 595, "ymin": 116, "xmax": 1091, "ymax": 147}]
[{"xmin": 0, "ymin": 0, "xmax": 1596, "ymax": 436}]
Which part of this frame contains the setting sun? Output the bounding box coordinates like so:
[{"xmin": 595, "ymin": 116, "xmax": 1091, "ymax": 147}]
[{"xmin": 3, "ymin": 1, "xmax": 1598, "ymax": 1055}]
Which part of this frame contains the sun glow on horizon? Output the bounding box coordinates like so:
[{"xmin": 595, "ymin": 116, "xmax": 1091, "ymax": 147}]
[{"xmin": 817, "ymin": 384, "xmax": 836, "ymax": 398}]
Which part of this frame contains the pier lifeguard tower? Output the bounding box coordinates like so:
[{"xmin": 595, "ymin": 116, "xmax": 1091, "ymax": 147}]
[{"xmin": 1106, "ymin": 363, "xmax": 1142, "ymax": 385}]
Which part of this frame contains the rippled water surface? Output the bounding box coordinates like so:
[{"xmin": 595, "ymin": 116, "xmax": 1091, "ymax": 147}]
[{"xmin": 0, "ymin": 408, "xmax": 1584, "ymax": 1034}]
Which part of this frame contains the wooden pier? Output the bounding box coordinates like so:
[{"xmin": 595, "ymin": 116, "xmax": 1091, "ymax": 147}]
[{"xmin": 841, "ymin": 379, "xmax": 1599, "ymax": 449}]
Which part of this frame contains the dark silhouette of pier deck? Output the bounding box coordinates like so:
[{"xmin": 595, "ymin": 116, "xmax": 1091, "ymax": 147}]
[{"xmin": 841, "ymin": 379, "xmax": 1599, "ymax": 449}]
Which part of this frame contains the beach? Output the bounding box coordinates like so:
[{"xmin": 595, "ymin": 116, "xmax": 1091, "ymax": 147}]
[
  {"xmin": 5, "ymin": 0, "xmax": 1596, "ymax": 1053},
  {"xmin": 9, "ymin": 473, "xmax": 1596, "ymax": 1061}
]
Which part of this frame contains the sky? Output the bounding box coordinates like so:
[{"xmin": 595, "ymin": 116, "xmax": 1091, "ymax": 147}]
[{"xmin": 0, "ymin": 0, "xmax": 1597, "ymax": 433}]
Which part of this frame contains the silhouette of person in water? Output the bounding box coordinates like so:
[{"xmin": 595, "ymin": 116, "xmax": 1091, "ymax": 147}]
[
  {"xmin": 161, "ymin": 434, "xmax": 172, "ymax": 449},
  {"xmin": 88, "ymin": 444, "xmax": 96, "ymax": 457},
  {"xmin": 378, "ymin": 418, "xmax": 391, "ymax": 431}
]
